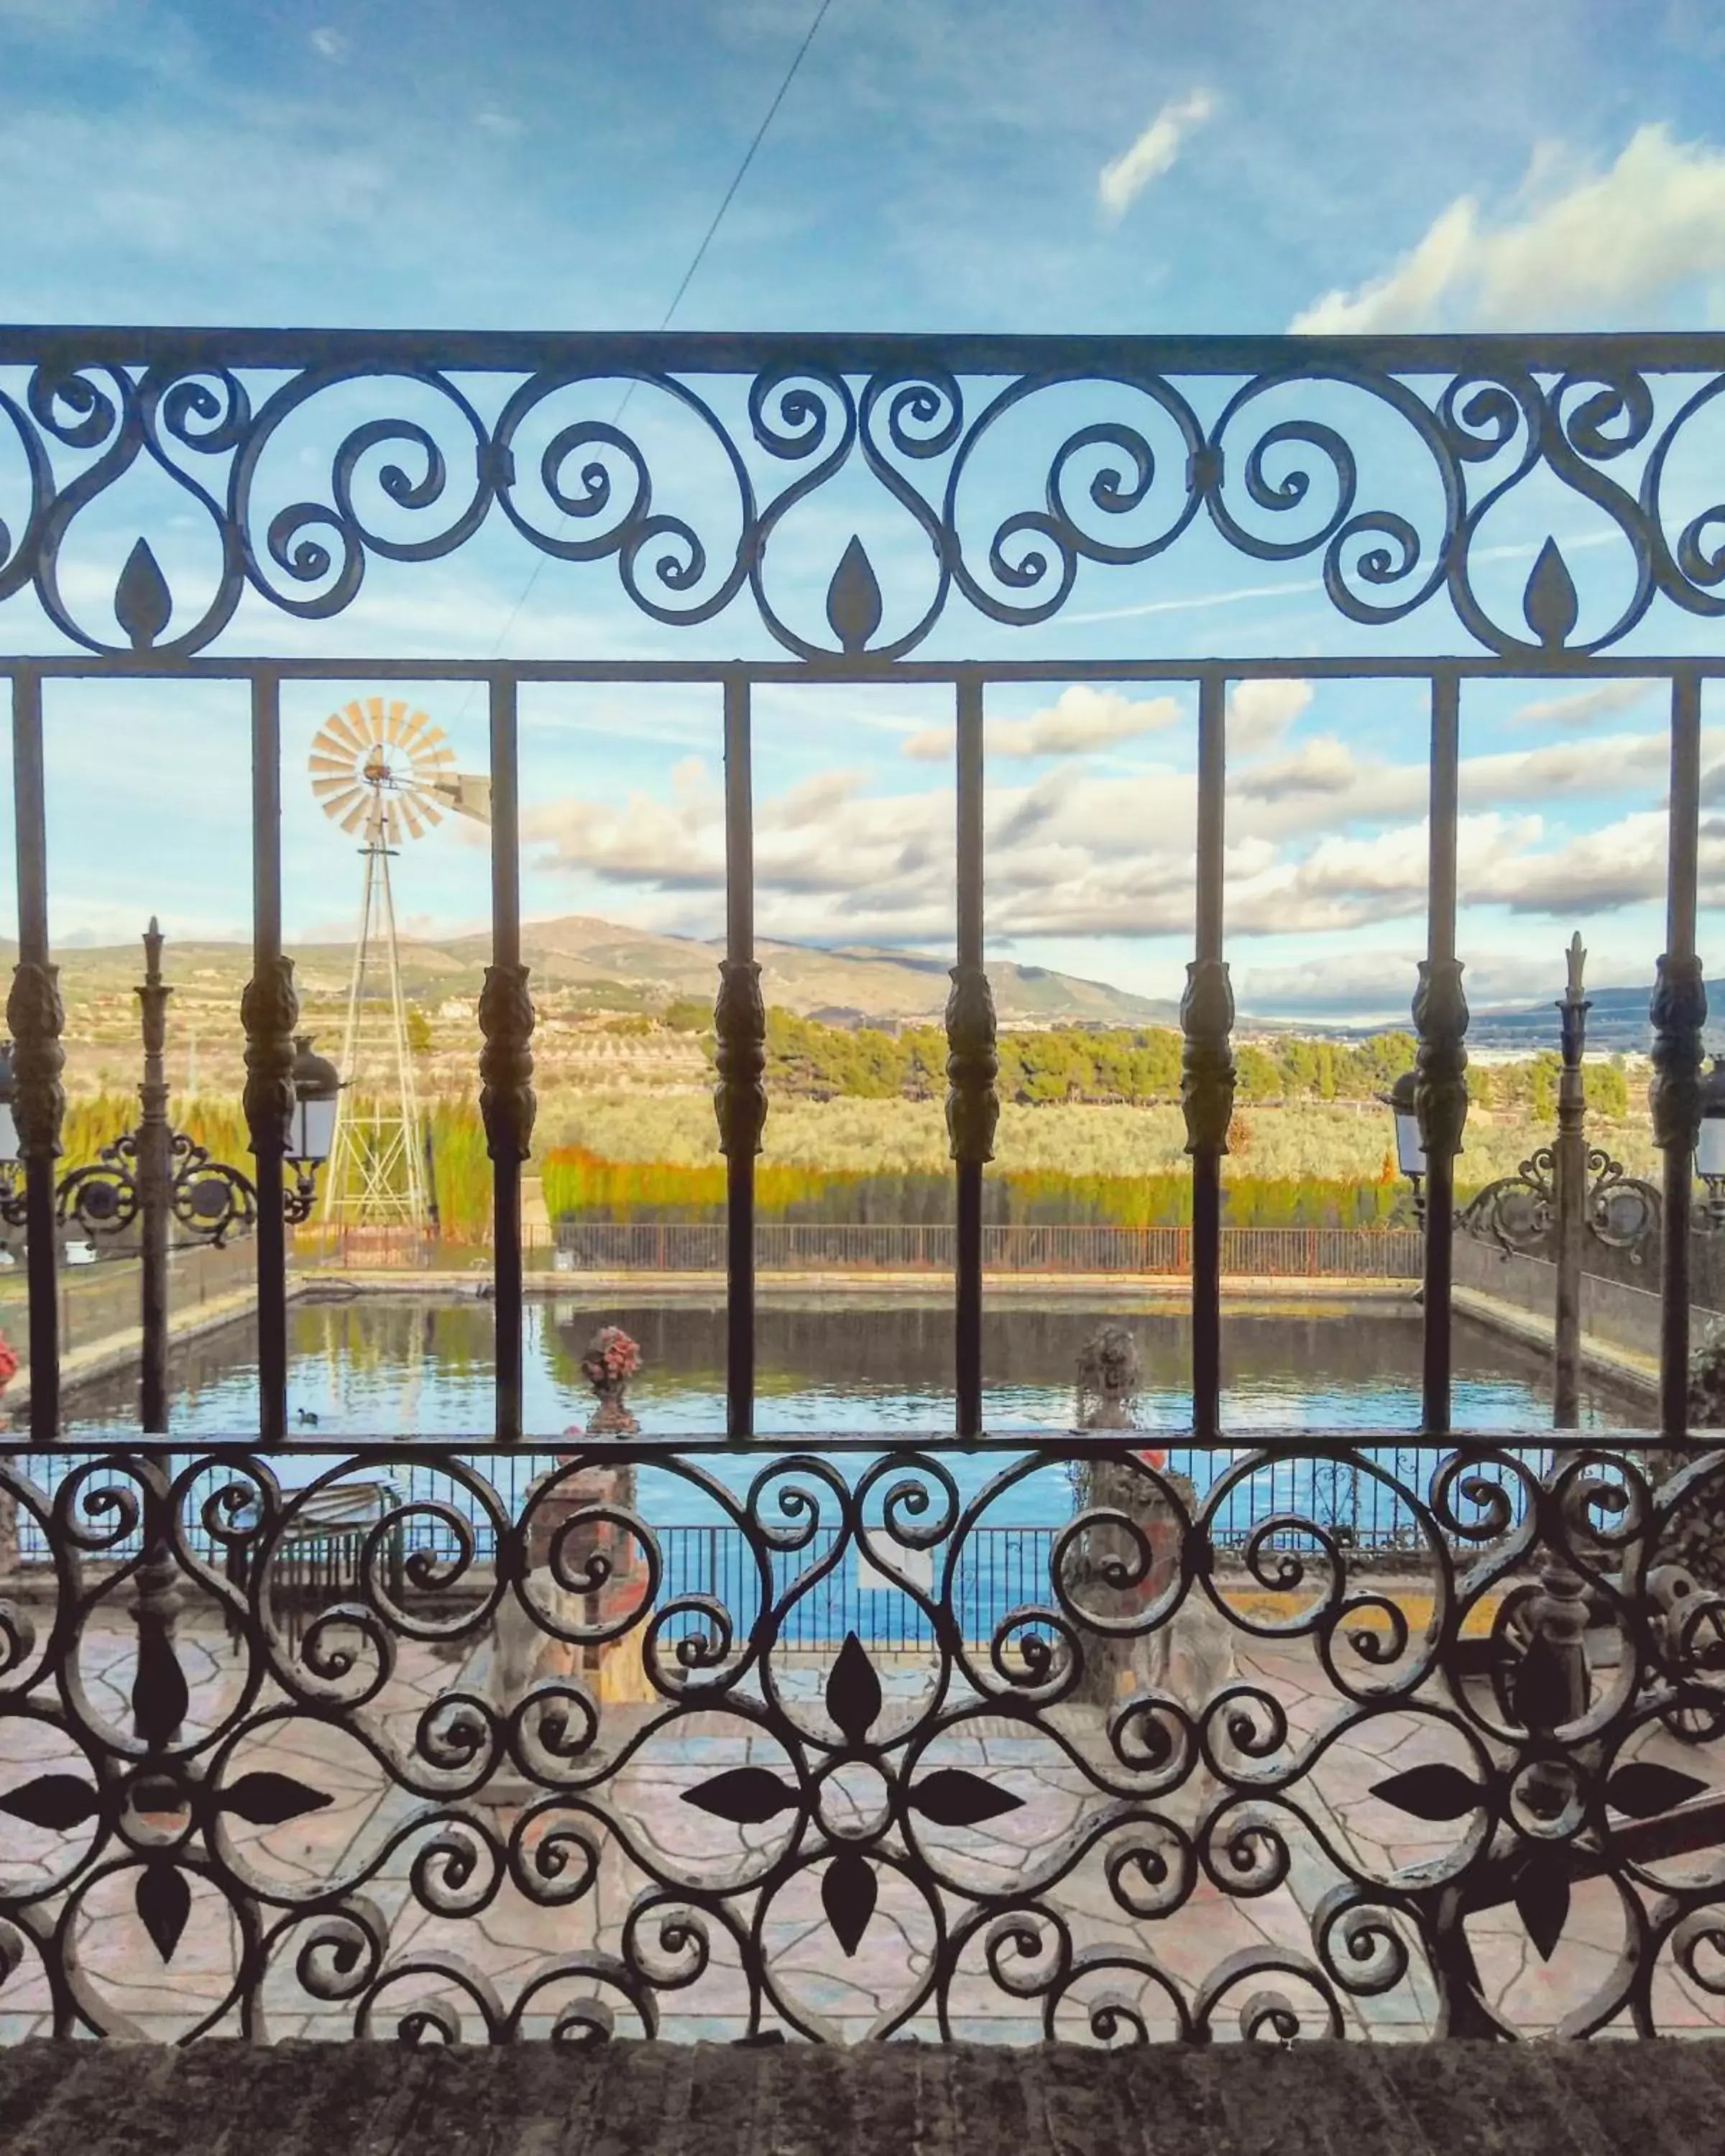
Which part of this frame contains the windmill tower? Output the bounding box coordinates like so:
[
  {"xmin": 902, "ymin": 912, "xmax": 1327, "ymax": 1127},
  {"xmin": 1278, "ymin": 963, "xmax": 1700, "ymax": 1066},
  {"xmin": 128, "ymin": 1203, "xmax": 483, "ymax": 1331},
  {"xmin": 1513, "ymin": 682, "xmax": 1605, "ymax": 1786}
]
[{"xmin": 310, "ymin": 698, "xmax": 490, "ymax": 1227}]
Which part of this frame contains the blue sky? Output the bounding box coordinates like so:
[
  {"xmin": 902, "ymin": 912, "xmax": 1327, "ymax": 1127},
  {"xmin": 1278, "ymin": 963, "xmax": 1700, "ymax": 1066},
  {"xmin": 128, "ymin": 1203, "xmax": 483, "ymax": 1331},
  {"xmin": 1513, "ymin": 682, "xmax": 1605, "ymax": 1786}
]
[{"xmin": 4, "ymin": 0, "xmax": 1725, "ymax": 1020}]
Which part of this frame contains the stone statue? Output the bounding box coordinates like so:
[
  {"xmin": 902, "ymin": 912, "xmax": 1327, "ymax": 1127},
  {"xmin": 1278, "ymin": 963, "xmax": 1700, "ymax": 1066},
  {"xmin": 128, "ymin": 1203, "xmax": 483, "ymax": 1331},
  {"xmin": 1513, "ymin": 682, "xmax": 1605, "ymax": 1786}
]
[{"xmin": 1070, "ymin": 1325, "xmax": 1235, "ymax": 1728}]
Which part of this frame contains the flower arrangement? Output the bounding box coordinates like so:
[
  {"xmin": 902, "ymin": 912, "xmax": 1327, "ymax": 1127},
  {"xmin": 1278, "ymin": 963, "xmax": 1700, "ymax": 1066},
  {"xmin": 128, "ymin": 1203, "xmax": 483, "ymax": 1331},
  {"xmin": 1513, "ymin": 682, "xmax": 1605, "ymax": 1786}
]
[{"xmin": 581, "ymin": 1327, "xmax": 640, "ymax": 1394}]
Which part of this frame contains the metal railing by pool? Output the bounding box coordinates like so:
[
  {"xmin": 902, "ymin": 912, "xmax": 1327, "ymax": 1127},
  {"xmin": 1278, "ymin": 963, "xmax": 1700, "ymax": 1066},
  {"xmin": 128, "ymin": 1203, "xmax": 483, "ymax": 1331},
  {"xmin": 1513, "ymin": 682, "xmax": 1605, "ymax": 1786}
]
[
  {"xmin": 9, "ymin": 1435, "xmax": 1541, "ymax": 1578},
  {"xmin": 544, "ymin": 1222, "xmax": 1425, "ymax": 1276}
]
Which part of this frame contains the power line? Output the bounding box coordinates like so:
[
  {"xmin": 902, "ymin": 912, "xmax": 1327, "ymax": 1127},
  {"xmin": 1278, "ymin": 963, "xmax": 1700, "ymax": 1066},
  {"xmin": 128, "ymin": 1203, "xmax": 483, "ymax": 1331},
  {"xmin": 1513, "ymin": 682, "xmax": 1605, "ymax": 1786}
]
[{"xmin": 464, "ymin": 0, "xmax": 837, "ymax": 694}]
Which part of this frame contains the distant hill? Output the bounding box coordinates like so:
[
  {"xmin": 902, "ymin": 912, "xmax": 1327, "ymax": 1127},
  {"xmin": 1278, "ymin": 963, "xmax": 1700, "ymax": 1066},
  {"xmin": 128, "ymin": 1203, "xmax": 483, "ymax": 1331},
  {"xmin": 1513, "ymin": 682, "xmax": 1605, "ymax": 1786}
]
[
  {"xmin": 1301, "ymin": 981, "xmax": 1690, "ymax": 1054},
  {"xmin": 19, "ymin": 915, "xmax": 1179, "ymax": 1029}
]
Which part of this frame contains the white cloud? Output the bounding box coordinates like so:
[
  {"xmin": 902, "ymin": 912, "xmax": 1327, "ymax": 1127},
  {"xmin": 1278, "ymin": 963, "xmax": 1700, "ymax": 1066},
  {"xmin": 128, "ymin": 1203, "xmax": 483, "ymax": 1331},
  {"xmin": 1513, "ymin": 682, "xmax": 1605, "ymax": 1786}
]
[
  {"xmin": 1226, "ymin": 679, "xmax": 1312, "ymax": 754},
  {"xmin": 1292, "ymin": 124, "xmax": 1725, "ymax": 333},
  {"xmin": 474, "ymin": 107, "xmax": 524, "ymax": 137},
  {"xmin": 903, "ymin": 687, "xmax": 1182, "ymax": 761},
  {"xmin": 1233, "ymin": 735, "xmax": 1358, "ymax": 800},
  {"xmin": 310, "ymin": 26, "xmax": 349, "ymax": 60},
  {"xmin": 1097, "ymin": 90, "xmax": 1213, "ymax": 221},
  {"xmin": 1510, "ymin": 681, "xmax": 1656, "ymax": 728}
]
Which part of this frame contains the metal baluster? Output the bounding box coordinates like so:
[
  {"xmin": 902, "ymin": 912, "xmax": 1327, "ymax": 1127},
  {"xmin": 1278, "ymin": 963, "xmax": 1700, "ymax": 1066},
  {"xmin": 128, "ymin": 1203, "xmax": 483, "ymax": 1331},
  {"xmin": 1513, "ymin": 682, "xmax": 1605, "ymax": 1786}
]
[
  {"xmin": 714, "ymin": 674, "xmax": 763, "ymax": 1440},
  {"xmin": 243, "ymin": 673, "xmax": 293, "ymax": 1448},
  {"xmin": 132, "ymin": 925, "xmax": 186, "ymax": 1754},
  {"xmin": 9, "ymin": 671, "xmax": 61, "ymax": 1441},
  {"xmin": 1416, "ymin": 674, "xmax": 1468, "ymax": 1437},
  {"xmin": 479, "ymin": 674, "xmax": 533, "ymax": 1445},
  {"xmin": 1654, "ymin": 672, "xmax": 1704, "ymax": 1439},
  {"xmin": 947, "ymin": 674, "xmax": 996, "ymax": 1439},
  {"xmin": 1552, "ymin": 935, "xmax": 1589, "ymax": 1429},
  {"xmin": 1183, "ymin": 672, "xmax": 1233, "ymax": 1443},
  {"xmin": 137, "ymin": 921, "xmax": 171, "ymax": 1434}
]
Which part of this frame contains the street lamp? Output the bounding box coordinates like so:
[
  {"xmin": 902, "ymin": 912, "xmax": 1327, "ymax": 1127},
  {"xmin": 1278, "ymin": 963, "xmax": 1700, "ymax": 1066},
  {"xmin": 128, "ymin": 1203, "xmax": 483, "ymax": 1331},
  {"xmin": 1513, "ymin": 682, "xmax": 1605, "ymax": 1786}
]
[
  {"xmin": 0, "ymin": 1019, "xmax": 340, "ymax": 1240},
  {"xmin": 1382, "ymin": 933, "xmax": 1721, "ymax": 1427},
  {"xmin": 1381, "ymin": 1068, "xmax": 1425, "ymax": 1224},
  {"xmin": 286, "ymin": 1035, "xmax": 341, "ymax": 1217},
  {"xmin": 1696, "ymin": 1057, "xmax": 1725, "ymax": 1227}
]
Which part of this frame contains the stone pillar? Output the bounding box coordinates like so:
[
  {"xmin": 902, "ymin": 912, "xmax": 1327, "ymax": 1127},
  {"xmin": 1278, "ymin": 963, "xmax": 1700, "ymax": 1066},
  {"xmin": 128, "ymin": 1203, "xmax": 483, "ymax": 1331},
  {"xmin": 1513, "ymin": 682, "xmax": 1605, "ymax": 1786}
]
[{"xmin": 489, "ymin": 1461, "xmax": 654, "ymax": 1738}]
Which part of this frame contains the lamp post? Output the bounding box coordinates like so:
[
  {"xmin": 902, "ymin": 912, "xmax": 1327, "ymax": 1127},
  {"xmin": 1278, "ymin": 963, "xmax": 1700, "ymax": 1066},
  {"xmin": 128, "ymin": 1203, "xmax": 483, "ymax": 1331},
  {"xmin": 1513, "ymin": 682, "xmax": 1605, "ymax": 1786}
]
[
  {"xmin": 0, "ymin": 921, "xmax": 339, "ymax": 1429},
  {"xmin": 1387, "ymin": 934, "xmax": 1674, "ymax": 1428},
  {"xmin": 0, "ymin": 924, "xmax": 336, "ymax": 1759}
]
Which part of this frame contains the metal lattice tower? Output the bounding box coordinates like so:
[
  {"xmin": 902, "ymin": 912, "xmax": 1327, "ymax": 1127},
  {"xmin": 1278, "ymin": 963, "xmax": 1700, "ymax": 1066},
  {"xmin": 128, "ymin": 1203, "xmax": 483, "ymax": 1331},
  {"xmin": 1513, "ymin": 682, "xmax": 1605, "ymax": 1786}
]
[{"xmin": 310, "ymin": 697, "xmax": 490, "ymax": 1227}]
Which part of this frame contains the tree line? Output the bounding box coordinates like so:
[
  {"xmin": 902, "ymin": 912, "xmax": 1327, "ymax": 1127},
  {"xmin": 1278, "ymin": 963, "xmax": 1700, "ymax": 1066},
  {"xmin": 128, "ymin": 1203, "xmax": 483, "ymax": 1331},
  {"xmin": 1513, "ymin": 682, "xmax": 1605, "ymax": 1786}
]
[{"xmin": 692, "ymin": 1010, "xmax": 1635, "ymax": 1120}]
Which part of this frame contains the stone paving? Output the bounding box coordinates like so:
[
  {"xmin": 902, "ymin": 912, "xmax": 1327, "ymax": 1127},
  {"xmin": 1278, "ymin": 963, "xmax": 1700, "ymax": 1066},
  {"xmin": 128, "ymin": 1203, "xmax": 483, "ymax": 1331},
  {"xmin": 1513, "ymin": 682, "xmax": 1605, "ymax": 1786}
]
[{"xmin": 4, "ymin": 1596, "xmax": 1725, "ymax": 2045}]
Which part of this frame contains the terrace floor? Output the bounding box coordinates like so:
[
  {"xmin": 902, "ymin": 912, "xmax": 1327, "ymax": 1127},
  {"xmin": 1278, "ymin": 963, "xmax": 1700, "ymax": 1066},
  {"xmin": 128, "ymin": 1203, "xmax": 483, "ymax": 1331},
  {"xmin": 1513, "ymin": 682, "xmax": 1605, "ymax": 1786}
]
[{"xmin": 4, "ymin": 2034, "xmax": 1725, "ymax": 2156}]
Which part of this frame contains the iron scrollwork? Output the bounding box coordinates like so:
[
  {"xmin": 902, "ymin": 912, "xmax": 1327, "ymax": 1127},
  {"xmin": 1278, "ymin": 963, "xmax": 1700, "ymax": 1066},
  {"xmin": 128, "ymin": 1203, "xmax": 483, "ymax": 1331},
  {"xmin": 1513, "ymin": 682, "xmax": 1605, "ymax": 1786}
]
[
  {"xmin": 1457, "ymin": 1144, "xmax": 1662, "ymax": 1261},
  {"xmin": 52, "ymin": 1128, "xmax": 259, "ymax": 1248},
  {"xmin": 2, "ymin": 339, "xmax": 1725, "ymax": 659},
  {"xmin": 1, "ymin": 1436, "xmax": 1724, "ymax": 2044}
]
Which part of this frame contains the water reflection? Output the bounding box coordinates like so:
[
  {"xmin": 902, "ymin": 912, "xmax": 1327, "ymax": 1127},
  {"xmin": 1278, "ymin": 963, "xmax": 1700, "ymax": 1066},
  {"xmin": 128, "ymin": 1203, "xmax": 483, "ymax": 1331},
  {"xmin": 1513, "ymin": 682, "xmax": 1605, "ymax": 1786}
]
[{"xmin": 58, "ymin": 1289, "xmax": 1639, "ymax": 1443}]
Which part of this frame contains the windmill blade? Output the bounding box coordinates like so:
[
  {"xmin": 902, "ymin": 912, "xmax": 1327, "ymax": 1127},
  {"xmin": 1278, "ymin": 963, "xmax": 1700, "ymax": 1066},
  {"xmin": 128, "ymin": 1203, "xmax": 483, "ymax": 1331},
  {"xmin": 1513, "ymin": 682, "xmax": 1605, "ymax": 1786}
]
[
  {"xmin": 321, "ymin": 721, "xmax": 368, "ymax": 766},
  {"xmin": 429, "ymin": 773, "xmax": 492, "ymax": 825},
  {"xmin": 365, "ymin": 695, "xmax": 387, "ymax": 729},
  {"xmin": 339, "ymin": 794, "xmax": 372, "ymax": 834},
  {"xmin": 402, "ymin": 786, "xmax": 444, "ymax": 829},
  {"xmin": 310, "ymin": 751, "xmax": 362, "ymax": 778},
  {"xmin": 313, "ymin": 775, "xmax": 367, "ymax": 803},
  {"xmin": 318, "ymin": 784, "xmax": 369, "ymax": 821},
  {"xmin": 330, "ymin": 704, "xmax": 370, "ymax": 750},
  {"xmin": 398, "ymin": 794, "xmax": 426, "ymax": 842},
  {"xmin": 385, "ymin": 699, "xmax": 410, "ymax": 744}
]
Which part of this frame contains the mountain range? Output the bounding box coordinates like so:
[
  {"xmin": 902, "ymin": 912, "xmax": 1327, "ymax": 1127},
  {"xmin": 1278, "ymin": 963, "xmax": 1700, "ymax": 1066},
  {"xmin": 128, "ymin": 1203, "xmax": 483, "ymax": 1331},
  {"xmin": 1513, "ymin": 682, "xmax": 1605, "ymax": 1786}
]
[
  {"xmin": 25, "ymin": 915, "xmax": 1179, "ymax": 1029},
  {"xmin": 17, "ymin": 917, "xmax": 1691, "ymax": 1049}
]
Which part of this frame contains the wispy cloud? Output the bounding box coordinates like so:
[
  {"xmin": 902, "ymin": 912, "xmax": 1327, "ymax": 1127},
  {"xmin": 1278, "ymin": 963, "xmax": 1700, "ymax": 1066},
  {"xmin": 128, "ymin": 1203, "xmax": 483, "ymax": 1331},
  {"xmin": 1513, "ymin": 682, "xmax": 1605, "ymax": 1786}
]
[
  {"xmin": 310, "ymin": 26, "xmax": 349, "ymax": 62},
  {"xmin": 901, "ymin": 687, "xmax": 1182, "ymax": 762},
  {"xmin": 1511, "ymin": 681, "xmax": 1655, "ymax": 727},
  {"xmin": 1292, "ymin": 124, "xmax": 1725, "ymax": 333},
  {"xmin": 1097, "ymin": 90, "xmax": 1213, "ymax": 221}
]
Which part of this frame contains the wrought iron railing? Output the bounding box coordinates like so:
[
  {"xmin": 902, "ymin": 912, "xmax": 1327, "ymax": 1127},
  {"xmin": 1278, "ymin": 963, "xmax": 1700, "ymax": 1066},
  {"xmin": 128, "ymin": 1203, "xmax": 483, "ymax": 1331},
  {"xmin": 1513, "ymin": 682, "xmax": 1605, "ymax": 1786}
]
[{"xmin": 1, "ymin": 329, "xmax": 1725, "ymax": 2044}]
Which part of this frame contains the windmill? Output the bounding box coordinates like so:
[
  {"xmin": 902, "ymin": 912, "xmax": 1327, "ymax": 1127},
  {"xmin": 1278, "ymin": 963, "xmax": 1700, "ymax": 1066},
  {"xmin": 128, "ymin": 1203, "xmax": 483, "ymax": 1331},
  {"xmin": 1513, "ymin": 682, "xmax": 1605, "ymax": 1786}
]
[{"xmin": 310, "ymin": 697, "xmax": 490, "ymax": 1227}]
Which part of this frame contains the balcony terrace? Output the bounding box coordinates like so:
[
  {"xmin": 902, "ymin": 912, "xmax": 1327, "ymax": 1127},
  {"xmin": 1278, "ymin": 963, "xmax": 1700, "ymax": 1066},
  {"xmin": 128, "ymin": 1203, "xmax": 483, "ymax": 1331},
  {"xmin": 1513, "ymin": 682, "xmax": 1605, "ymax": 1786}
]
[{"xmin": 1, "ymin": 331, "xmax": 1724, "ymax": 2144}]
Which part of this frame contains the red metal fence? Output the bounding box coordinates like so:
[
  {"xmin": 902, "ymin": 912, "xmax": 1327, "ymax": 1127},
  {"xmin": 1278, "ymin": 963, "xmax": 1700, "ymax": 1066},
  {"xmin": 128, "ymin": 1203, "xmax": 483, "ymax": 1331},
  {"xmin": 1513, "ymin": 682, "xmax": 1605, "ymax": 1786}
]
[{"xmin": 293, "ymin": 1220, "xmax": 1422, "ymax": 1278}]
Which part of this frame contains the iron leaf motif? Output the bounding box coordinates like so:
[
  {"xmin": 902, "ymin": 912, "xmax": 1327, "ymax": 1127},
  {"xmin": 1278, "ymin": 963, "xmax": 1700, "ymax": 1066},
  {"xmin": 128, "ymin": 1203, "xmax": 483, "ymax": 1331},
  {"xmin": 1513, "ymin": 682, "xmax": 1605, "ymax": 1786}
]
[
  {"xmin": 1604, "ymin": 1761, "xmax": 1708, "ymax": 1820},
  {"xmin": 218, "ymin": 1772, "xmax": 334, "ymax": 1826},
  {"xmin": 821, "ymin": 1848, "xmax": 878, "ymax": 1957},
  {"xmin": 115, "ymin": 538, "xmax": 172, "ymax": 650},
  {"xmin": 909, "ymin": 1769, "xmax": 1024, "ymax": 1827},
  {"xmin": 1512, "ymin": 1853, "xmax": 1570, "ymax": 1963},
  {"xmin": 681, "ymin": 1767, "xmax": 799, "ymax": 1825},
  {"xmin": 1367, "ymin": 1764, "xmax": 1485, "ymax": 1822},
  {"xmin": 0, "ymin": 1774, "xmax": 99, "ymax": 1830},
  {"xmin": 826, "ymin": 1631, "xmax": 883, "ymax": 1748},
  {"xmin": 1523, "ymin": 538, "xmax": 1578, "ymax": 650},
  {"xmin": 135, "ymin": 1861, "xmax": 191, "ymax": 1963},
  {"xmin": 826, "ymin": 536, "xmax": 883, "ymax": 655}
]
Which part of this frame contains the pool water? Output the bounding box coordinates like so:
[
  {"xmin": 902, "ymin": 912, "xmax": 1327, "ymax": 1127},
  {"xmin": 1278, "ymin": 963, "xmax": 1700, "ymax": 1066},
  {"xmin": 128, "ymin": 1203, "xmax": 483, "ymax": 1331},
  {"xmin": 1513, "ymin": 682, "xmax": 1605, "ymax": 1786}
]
[{"xmin": 40, "ymin": 1291, "xmax": 1638, "ymax": 1546}]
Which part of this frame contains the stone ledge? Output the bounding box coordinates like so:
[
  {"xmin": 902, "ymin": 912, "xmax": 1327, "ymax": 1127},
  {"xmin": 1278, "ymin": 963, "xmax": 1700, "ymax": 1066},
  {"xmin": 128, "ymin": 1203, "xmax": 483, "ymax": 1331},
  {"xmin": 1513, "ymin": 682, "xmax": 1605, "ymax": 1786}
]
[{"xmin": 4, "ymin": 2037, "xmax": 1725, "ymax": 2155}]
